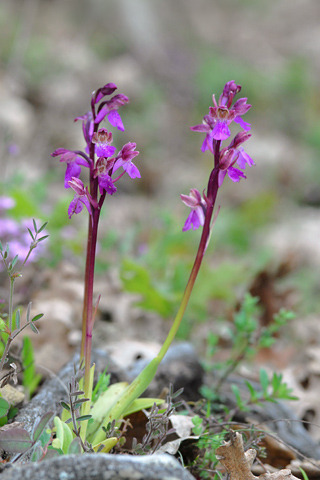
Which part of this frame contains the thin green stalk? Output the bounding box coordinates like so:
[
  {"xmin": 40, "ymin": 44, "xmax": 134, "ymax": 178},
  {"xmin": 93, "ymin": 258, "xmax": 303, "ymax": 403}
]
[{"xmin": 158, "ymin": 167, "xmax": 219, "ymax": 361}]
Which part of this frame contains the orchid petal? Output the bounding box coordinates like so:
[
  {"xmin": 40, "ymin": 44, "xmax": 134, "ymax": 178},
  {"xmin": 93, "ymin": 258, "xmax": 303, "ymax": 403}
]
[{"xmin": 108, "ymin": 111, "xmax": 124, "ymax": 131}]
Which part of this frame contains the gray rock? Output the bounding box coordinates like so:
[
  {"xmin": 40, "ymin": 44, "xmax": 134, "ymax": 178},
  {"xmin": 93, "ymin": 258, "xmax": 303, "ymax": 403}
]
[
  {"xmin": 14, "ymin": 349, "xmax": 122, "ymax": 435},
  {"xmin": 215, "ymin": 372, "xmax": 320, "ymax": 460},
  {"xmin": 0, "ymin": 453, "xmax": 195, "ymax": 480}
]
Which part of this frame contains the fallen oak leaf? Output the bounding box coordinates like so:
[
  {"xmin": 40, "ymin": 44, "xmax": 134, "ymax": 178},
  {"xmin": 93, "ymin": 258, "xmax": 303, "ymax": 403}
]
[
  {"xmin": 216, "ymin": 430, "xmax": 256, "ymax": 480},
  {"xmin": 216, "ymin": 431, "xmax": 301, "ymax": 480}
]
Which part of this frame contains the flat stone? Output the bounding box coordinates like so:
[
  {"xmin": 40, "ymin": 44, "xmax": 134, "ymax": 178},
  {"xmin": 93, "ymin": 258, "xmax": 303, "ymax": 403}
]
[{"xmin": 0, "ymin": 453, "xmax": 195, "ymax": 480}]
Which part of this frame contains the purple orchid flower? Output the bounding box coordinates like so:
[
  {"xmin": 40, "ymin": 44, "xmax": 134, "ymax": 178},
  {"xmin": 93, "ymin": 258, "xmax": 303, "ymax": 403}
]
[
  {"xmin": 92, "ymin": 83, "xmax": 118, "ymax": 105},
  {"xmin": 218, "ymin": 148, "xmax": 247, "ymax": 187},
  {"xmin": 92, "ymin": 128, "xmax": 117, "ymax": 158},
  {"xmin": 227, "ymin": 131, "xmax": 255, "ymax": 170},
  {"xmin": 180, "ymin": 188, "xmax": 206, "ymax": 231},
  {"xmin": 190, "ymin": 115, "xmax": 216, "ymax": 153},
  {"xmin": 67, "ymin": 177, "xmax": 96, "ymax": 219},
  {"xmin": 74, "ymin": 111, "xmax": 94, "ymax": 147},
  {"xmin": 191, "ymin": 80, "xmax": 251, "ymax": 143},
  {"xmin": 208, "ymin": 93, "xmax": 251, "ymax": 141},
  {"xmin": 93, "ymin": 157, "xmax": 117, "ymax": 195},
  {"xmin": 113, "ymin": 142, "xmax": 140, "ymax": 179},
  {"xmin": 52, "ymin": 149, "xmax": 90, "ymax": 188},
  {"xmin": 95, "ymin": 94, "xmax": 129, "ymax": 131}
]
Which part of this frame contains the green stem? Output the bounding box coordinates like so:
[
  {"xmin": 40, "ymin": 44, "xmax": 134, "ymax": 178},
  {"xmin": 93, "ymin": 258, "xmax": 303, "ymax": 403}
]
[{"xmin": 158, "ymin": 166, "xmax": 219, "ymax": 361}]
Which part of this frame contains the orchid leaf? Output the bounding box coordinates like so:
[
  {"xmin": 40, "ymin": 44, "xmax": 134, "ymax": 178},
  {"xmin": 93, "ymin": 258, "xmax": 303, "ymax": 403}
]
[
  {"xmin": 92, "ymin": 437, "xmax": 118, "ymax": 453},
  {"xmin": 122, "ymin": 398, "xmax": 164, "ymax": 417}
]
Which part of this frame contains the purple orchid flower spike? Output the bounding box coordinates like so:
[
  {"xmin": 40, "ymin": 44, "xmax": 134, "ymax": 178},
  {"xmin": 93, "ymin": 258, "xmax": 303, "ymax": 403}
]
[
  {"xmin": 113, "ymin": 142, "xmax": 140, "ymax": 179},
  {"xmin": 52, "ymin": 82, "xmax": 144, "ymax": 411},
  {"xmin": 180, "ymin": 188, "xmax": 207, "ymax": 231},
  {"xmin": 186, "ymin": 80, "xmax": 254, "ymax": 231},
  {"xmin": 67, "ymin": 177, "xmax": 96, "ymax": 219}
]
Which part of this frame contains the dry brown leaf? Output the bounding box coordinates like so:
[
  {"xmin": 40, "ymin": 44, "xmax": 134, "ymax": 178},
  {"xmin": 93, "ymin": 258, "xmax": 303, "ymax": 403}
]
[{"xmin": 216, "ymin": 431, "xmax": 300, "ymax": 480}]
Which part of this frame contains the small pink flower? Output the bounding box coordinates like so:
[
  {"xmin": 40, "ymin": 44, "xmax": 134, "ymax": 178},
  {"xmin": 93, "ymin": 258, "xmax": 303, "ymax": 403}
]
[
  {"xmin": 180, "ymin": 189, "xmax": 206, "ymax": 231},
  {"xmin": 67, "ymin": 178, "xmax": 95, "ymax": 218},
  {"xmin": 95, "ymin": 94, "xmax": 129, "ymax": 131},
  {"xmin": 113, "ymin": 143, "xmax": 140, "ymax": 179},
  {"xmin": 92, "ymin": 128, "xmax": 116, "ymax": 158},
  {"xmin": 52, "ymin": 148, "xmax": 89, "ymax": 188}
]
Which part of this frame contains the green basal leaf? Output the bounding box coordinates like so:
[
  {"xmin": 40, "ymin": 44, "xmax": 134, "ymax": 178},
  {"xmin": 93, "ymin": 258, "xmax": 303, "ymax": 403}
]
[
  {"xmin": 92, "ymin": 437, "xmax": 118, "ymax": 453},
  {"xmin": 121, "ymin": 398, "xmax": 164, "ymax": 418},
  {"xmin": 87, "ymin": 382, "xmax": 128, "ymax": 439}
]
